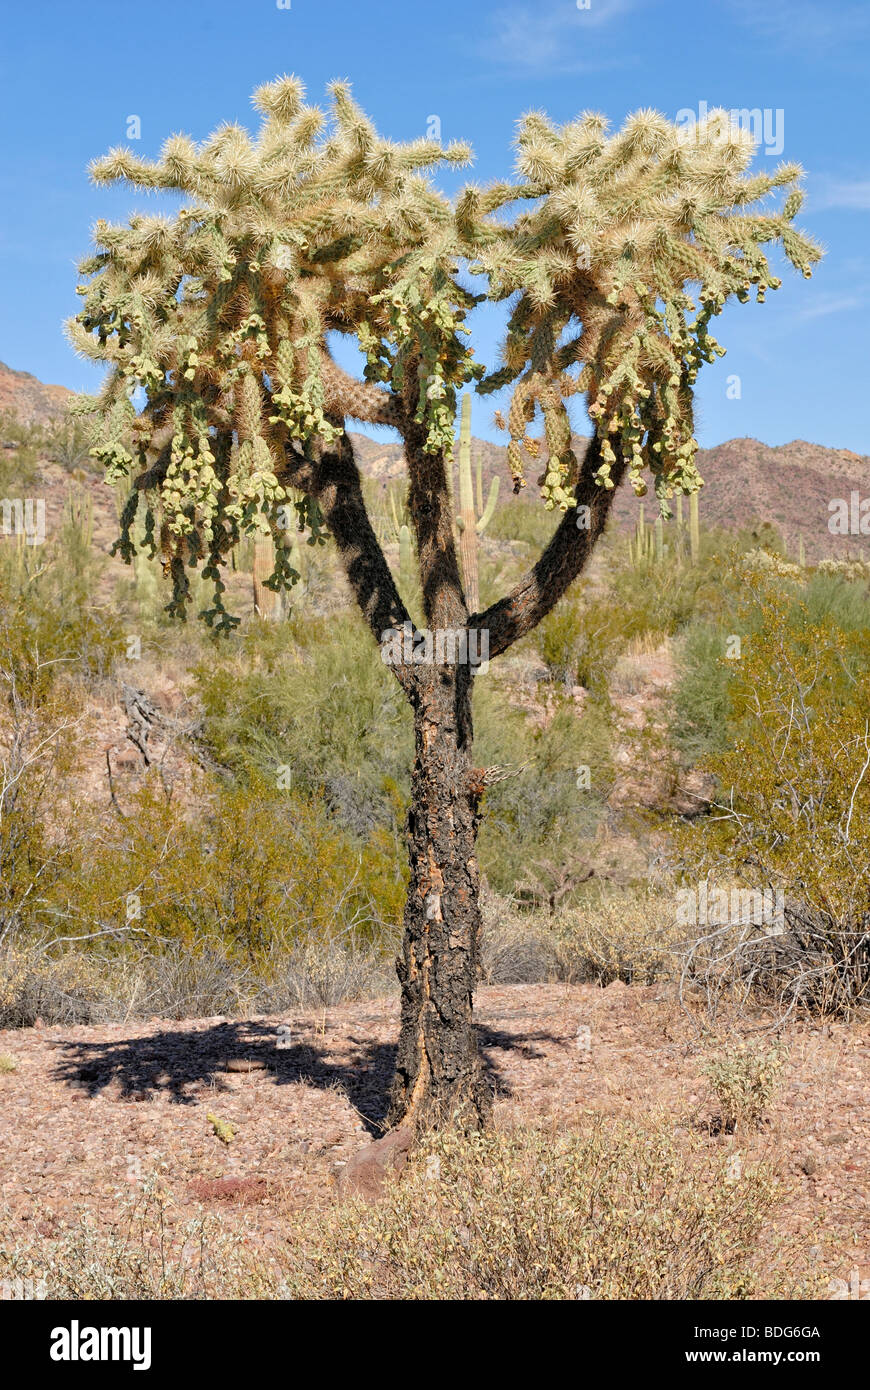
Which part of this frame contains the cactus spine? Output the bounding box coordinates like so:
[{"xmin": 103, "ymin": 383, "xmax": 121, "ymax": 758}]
[{"xmin": 454, "ymin": 393, "xmax": 499, "ymax": 614}]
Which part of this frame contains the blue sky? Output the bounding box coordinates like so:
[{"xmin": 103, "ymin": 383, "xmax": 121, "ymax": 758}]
[{"xmin": 1, "ymin": 0, "xmax": 868, "ymax": 450}]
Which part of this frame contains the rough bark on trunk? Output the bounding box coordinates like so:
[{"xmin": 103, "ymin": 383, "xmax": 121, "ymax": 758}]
[
  {"xmin": 388, "ymin": 664, "xmax": 491, "ymax": 1131},
  {"xmin": 281, "ymin": 424, "xmax": 624, "ymax": 1136}
]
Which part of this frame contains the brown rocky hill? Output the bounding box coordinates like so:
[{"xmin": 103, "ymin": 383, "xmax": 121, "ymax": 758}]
[
  {"xmin": 0, "ymin": 361, "xmax": 71, "ymax": 424},
  {"xmin": 631, "ymin": 437, "xmax": 870, "ymax": 563},
  {"xmin": 353, "ymin": 429, "xmax": 870, "ymax": 564},
  {"xmin": 1, "ymin": 363, "xmax": 867, "ymax": 562}
]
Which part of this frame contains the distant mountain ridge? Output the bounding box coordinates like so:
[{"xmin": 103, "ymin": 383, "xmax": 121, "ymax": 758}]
[
  {"xmin": 1, "ymin": 363, "xmax": 867, "ymax": 562},
  {"xmin": 0, "ymin": 361, "xmax": 71, "ymax": 423},
  {"xmin": 352, "ymin": 431, "xmax": 870, "ymax": 563}
]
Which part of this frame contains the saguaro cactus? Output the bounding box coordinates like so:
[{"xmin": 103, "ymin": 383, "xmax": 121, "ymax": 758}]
[
  {"xmin": 253, "ymin": 533, "xmax": 283, "ymax": 620},
  {"xmin": 398, "ymin": 523, "xmax": 414, "ymax": 596},
  {"xmin": 454, "ymin": 393, "xmax": 499, "ymax": 613},
  {"xmin": 689, "ymin": 490, "xmax": 700, "ymax": 566},
  {"xmin": 629, "ymin": 500, "xmax": 653, "ymax": 565}
]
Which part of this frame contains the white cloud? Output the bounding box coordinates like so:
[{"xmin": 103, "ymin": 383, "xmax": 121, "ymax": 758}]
[
  {"xmin": 482, "ymin": 0, "xmax": 640, "ymax": 74},
  {"xmin": 727, "ymin": 0, "xmax": 870, "ymax": 51},
  {"xmin": 811, "ymin": 178, "xmax": 870, "ymax": 212},
  {"xmin": 795, "ymin": 290, "xmax": 866, "ymax": 321}
]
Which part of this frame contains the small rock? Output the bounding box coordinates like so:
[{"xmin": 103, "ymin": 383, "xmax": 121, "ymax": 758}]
[
  {"xmin": 800, "ymin": 1154, "xmax": 819, "ymax": 1176},
  {"xmin": 225, "ymin": 1058, "xmax": 267, "ymax": 1073},
  {"xmin": 337, "ymin": 1127, "xmax": 413, "ymax": 1200}
]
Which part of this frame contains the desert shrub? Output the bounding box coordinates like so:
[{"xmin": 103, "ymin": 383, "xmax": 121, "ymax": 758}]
[
  {"xmin": 555, "ymin": 889, "xmax": 683, "ymax": 985},
  {"xmin": 0, "ymin": 497, "xmax": 124, "ymax": 688},
  {"xmin": 0, "ymin": 413, "xmax": 41, "ymax": 492},
  {"xmin": 800, "ymin": 570, "xmax": 870, "ymax": 639},
  {"xmin": 671, "ymin": 621, "xmax": 736, "ymax": 762},
  {"xmin": 536, "ymin": 599, "xmax": 586, "ymax": 683},
  {"xmin": 0, "ymin": 1177, "xmax": 267, "ymax": 1300},
  {"xmin": 486, "ymin": 498, "xmax": 558, "ymax": 549},
  {"xmin": 1, "ymin": 1120, "xmax": 815, "ymax": 1301},
  {"xmin": 532, "ymin": 589, "xmax": 622, "ymax": 694},
  {"xmin": 609, "ymin": 539, "xmax": 724, "ymax": 641},
  {"xmin": 194, "ymin": 613, "xmax": 412, "ymax": 844},
  {"xmin": 0, "ymin": 924, "xmax": 395, "ymax": 1028},
  {"xmin": 677, "ymin": 575, "xmax": 870, "ymax": 1016},
  {"xmin": 43, "ymin": 417, "xmax": 93, "ymax": 473},
  {"xmin": 252, "ymin": 938, "xmax": 393, "ymax": 1010},
  {"xmin": 734, "ymin": 520, "xmax": 787, "ymax": 557},
  {"xmin": 0, "ymin": 943, "xmax": 122, "ymax": 1028},
  {"xmin": 479, "ymin": 891, "xmax": 561, "ymax": 983},
  {"xmin": 61, "ymin": 776, "xmax": 404, "ymax": 963},
  {"xmin": 0, "ymin": 581, "xmax": 94, "ymax": 949},
  {"xmin": 481, "ymin": 888, "xmax": 686, "ymax": 988},
  {"xmin": 474, "ymin": 693, "xmax": 612, "ymax": 898},
  {"xmin": 703, "ymin": 1041, "xmax": 786, "ymax": 1132},
  {"xmin": 280, "ymin": 1118, "xmax": 812, "ymax": 1300}
]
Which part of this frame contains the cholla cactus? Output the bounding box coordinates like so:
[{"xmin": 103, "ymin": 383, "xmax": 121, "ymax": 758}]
[
  {"xmin": 459, "ymin": 106, "xmax": 820, "ymax": 515},
  {"xmin": 71, "ymin": 80, "xmax": 819, "ymax": 1137},
  {"xmin": 67, "ymin": 76, "xmax": 476, "ymax": 627}
]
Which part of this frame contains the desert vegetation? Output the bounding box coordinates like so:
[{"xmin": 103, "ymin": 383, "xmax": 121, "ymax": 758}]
[{"xmin": 0, "ymin": 72, "xmax": 866, "ymax": 1309}]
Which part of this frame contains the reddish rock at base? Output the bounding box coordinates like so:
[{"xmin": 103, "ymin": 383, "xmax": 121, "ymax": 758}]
[
  {"xmin": 188, "ymin": 1176, "xmax": 269, "ymax": 1204},
  {"xmin": 337, "ymin": 1126, "xmax": 413, "ymax": 1199}
]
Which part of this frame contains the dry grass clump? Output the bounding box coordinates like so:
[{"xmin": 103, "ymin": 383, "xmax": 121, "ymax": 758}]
[
  {"xmin": 555, "ymin": 890, "xmax": 683, "ymax": 986},
  {"xmin": 480, "ymin": 889, "xmax": 683, "ymax": 988},
  {"xmin": 282, "ymin": 1116, "xmax": 815, "ymax": 1301},
  {"xmin": 0, "ymin": 947, "xmax": 120, "ymax": 1030},
  {"xmin": 703, "ymin": 1041, "xmax": 787, "ymax": 1133},
  {"xmin": 0, "ymin": 936, "xmax": 394, "ymax": 1029},
  {"xmin": 0, "ymin": 1118, "xmax": 820, "ymax": 1302},
  {"xmin": 479, "ymin": 891, "xmax": 561, "ymax": 984}
]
